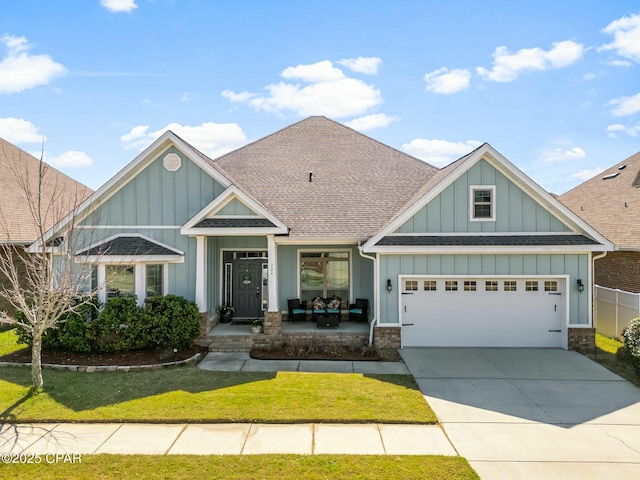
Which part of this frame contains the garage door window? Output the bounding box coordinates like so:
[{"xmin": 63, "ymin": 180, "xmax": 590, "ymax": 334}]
[
  {"xmin": 445, "ymin": 281, "xmax": 458, "ymax": 291},
  {"xmin": 485, "ymin": 281, "xmax": 498, "ymax": 291},
  {"xmin": 526, "ymin": 281, "xmax": 539, "ymax": 292},
  {"xmin": 504, "ymin": 281, "xmax": 517, "ymax": 291},
  {"xmin": 464, "ymin": 281, "xmax": 477, "ymax": 291},
  {"xmin": 405, "ymin": 280, "xmax": 418, "ymax": 291},
  {"xmin": 423, "ymin": 280, "xmax": 437, "ymax": 291},
  {"xmin": 544, "ymin": 281, "xmax": 558, "ymax": 292}
]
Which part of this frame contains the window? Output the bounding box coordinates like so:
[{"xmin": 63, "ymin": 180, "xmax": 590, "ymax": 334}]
[
  {"xmin": 106, "ymin": 265, "xmax": 135, "ymax": 298},
  {"xmin": 146, "ymin": 264, "xmax": 164, "ymax": 298},
  {"xmin": 504, "ymin": 281, "xmax": 517, "ymax": 292},
  {"xmin": 300, "ymin": 251, "xmax": 349, "ymax": 301},
  {"xmin": 405, "ymin": 280, "xmax": 418, "ymax": 291},
  {"xmin": 526, "ymin": 281, "xmax": 539, "ymax": 292},
  {"xmin": 470, "ymin": 186, "xmax": 496, "ymax": 221},
  {"xmin": 464, "ymin": 281, "xmax": 477, "ymax": 291},
  {"xmin": 544, "ymin": 281, "xmax": 558, "ymax": 292},
  {"xmin": 423, "ymin": 280, "xmax": 437, "ymax": 291},
  {"xmin": 485, "ymin": 281, "xmax": 498, "ymax": 291},
  {"xmin": 445, "ymin": 280, "xmax": 458, "ymax": 291}
]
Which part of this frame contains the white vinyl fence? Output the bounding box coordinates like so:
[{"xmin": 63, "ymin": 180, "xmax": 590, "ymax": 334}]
[{"xmin": 595, "ymin": 285, "xmax": 640, "ymax": 339}]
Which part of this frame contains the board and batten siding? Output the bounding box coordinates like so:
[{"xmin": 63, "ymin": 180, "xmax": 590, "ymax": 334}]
[
  {"xmin": 216, "ymin": 198, "xmax": 259, "ymax": 216},
  {"xmin": 395, "ymin": 159, "xmax": 571, "ymax": 234},
  {"xmin": 80, "ymin": 147, "xmax": 226, "ymax": 228},
  {"xmin": 378, "ymin": 253, "xmax": 590, "ymax": 326}
]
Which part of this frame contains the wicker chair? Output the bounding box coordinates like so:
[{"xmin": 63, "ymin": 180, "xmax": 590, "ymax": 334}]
[
  {"xmin": 287, "ymin": 299, "xmax": 307, "ymax": 322},
  {"xmin": 348, "ymin": 298, "xmax": 368, "ymax": 322}
]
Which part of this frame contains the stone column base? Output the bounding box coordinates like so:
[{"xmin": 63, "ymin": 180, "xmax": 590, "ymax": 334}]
[
  {"xmin": 568, "ymin": 327, "xmax": 595, "ymax": 353},
  {"xmin": 264, "ymin": 311, "xmax": 282, "ymax": 336},
  {"xmin": 373, "ymin": 326, "xmax": 401, "ymax": 349},
  {"xmin": 199, "ymin": 311, "xmax": 212, "ymax": 337}
]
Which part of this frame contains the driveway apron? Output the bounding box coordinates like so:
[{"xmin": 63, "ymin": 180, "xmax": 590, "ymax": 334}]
[{"xmin": 401, "ymin": 347, "xmax": 640, "ymax": 480}]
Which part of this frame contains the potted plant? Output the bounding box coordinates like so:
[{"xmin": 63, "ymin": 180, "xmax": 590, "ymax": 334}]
[
  {"xmin": 217, "ymin": 305, "xmax": 234, "ymax": 323},
  {"xmin": 251, "ymin": 318, "xmax": 264, "ymax": 334}
]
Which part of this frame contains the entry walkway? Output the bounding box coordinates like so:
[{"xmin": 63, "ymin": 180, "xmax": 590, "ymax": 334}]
[{"xmin": 0, "ymin": 422, "xmax": 455, "ymax": 456}]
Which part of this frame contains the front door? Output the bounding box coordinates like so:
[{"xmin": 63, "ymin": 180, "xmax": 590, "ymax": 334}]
[{"xmin": 232, "ymin": 258, "xmax": 267, "ymax": 318}]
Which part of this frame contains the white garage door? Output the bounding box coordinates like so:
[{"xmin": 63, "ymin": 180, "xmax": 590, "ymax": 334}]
[{"xmin": 401, "ymin": 277, "xmax": 565, "ymax": 348}]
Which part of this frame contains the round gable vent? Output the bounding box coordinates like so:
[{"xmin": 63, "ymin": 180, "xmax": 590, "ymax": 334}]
[{"xmin": 163, "ymin": 153, "xmax": 182, "ymax": 172}]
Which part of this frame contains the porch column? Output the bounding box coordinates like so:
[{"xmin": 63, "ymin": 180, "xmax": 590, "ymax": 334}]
[
  {"xmin": 267, "ymin": 234, "xmax": 279, "ymax": 312},
  {"xmin": 195, "ymin": 235, "xmax": 207, "ymax": 313}
]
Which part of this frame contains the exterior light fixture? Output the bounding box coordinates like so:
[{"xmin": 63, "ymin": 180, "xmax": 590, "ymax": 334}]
[
  {"xmin": 577, "ymin": 278, "xmax": 584, "ymax": 294},
  {"xmin": 386, "ymin": 278, "xmax": 392, "ymax": 293}
]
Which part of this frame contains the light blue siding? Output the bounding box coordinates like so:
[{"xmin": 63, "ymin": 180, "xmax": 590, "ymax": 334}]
[
  {"xmin": 396, "ymin": 159, "xmax": 571, "ymax": 234},
  {"xmin": 378, "ymin": 253, "xmax": 590, "ymax": 325},
  {"xmin": 217, "ymin": 198, "xmax": 258, "ymax": 216}
]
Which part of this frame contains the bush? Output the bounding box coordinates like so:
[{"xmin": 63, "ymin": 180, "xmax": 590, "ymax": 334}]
[
  {"xmin": 90, "ymin": 296, "xmax": 149, "ymax": 353},
  {"xmin": 145, "ymin": 295, "xmax": 200, "ymax": 351},
  {"xmin": 622, "ymin": 317, "xmax": 640, "ymax": 375}
]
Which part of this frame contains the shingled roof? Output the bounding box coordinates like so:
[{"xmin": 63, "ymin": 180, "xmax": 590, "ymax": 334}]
[
  {"xmin": 0, "ymin": 138, "xmax": 92, "ymax": 244},
  {"xmin": 211, "ymin": 116, "xmax": 438, "ymax": 239},
  {"xmin": 559, "ymin": 150, "xmax": 640, "ymax": 248}
]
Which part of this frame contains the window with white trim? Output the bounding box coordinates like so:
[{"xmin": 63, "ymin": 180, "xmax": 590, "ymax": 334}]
[
  {"xmin": 526, "ymin": 281, "xmax": 539, "ymax": 292},
  {"xmin": 470, "ymin": 186, "xmax": 496, "ymax": 221},
  {"xmin": 464, "ymin": 281, "xmax": 477, "ymax": 291},
  {"xmin": 106, "ymin": 265, "xmax": 135, "ymax": 299},
  {"xmin": 504, "ymin": 281, "xmax": 517, "ymax": 291},
  {"xmin": 445, "ymin": 280, "xmax": 458, "ymax": 291},
  {"xmin": 485, "ymin": 281, "xmax": 498, "ymax": 291},
  {"xmin": 423, "ymin": 280, "xmax": 437, "ymax": 291},
  {"xmin": 146, "ymin": 264, "xmax": 164, "ymax": 297},
  {"xmin": 300, "ymin": 251, "xmax": 349, "ymax": 301},
  {"xmin": 405, "ymin": 280, "xmax": 418, "ymax": 291}
]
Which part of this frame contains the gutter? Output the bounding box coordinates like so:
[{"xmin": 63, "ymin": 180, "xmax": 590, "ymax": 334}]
[{"xmin": 358, "ymin": 245, "xmax": 377, "ymax": 345}]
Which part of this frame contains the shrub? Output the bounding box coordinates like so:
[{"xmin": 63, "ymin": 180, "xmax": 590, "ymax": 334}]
[
  {"xmin": 90, "ymin": 296, "xmax": 149, "ymax": 353},
  {"xmin": 622, "ymin": 317, "xmax": 640, "ymax": 375},
  {"xmin": 144, "ymin": 295, "xmax": 200, "ymax": 351}
]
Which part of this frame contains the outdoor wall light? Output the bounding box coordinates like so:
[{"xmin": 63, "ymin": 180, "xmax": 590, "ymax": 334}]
[
  {"xmin": 386, "ymin": 278, "xmax": 392, "ymax": 293},
  {"xmin": 577, "ymin": 278, "xmax": 584, "ymax": 294}
]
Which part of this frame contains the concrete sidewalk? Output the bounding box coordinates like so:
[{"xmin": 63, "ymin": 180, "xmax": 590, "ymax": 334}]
[
  {"xmin": 197, "ymin": 352, "xmax": 411, "ymax": 375},
  {"xmin": 0, "ymin": 422, "xmax": 456, "ymax": 456}
]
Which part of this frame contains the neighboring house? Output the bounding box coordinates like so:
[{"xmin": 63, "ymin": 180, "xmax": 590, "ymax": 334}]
[
  {"xmin": 0, "ymin": 138, "xmax": 92, "ymax": 315},
  {"xmin": 560, "ymin": 151, "xmax": 640, "ymax": 293},
  {"xmin": 33, "ymin": 117, "xmax": 612, "ymax": 350},
  {"xmin": 560, "ymin": 151, "xmax": 640, "ymax": 338}
]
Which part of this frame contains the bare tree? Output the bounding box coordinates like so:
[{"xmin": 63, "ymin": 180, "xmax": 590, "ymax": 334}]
[{"xmin": 0, "ymin": 139, "xmax": 93, "ymax": 390}]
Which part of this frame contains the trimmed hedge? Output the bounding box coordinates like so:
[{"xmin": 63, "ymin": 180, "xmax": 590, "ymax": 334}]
[
  {"xmin": 15, "ymin": 295, "xmax": 200, "ymax": 354},
  {"xmin": 622, "ymin": 317, "xmax": 640, "ymax": 375}
]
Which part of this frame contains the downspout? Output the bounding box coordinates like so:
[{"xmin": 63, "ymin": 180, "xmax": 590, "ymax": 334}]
[
  {"xmin": 358, "ymin": 245, "xmax": 377, "ymax": 345},
  {"xmin": 591, "ymin": 251, "xmax": 608, "ymax": 331}
]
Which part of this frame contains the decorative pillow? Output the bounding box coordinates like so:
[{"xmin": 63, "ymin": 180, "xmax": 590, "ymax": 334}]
[
  {"xmin": 328, "ymin": 298, "xmax": 341, "ymax": 310},
  {"xmin": 312, "ymin": 297, "xmax": 326, "ymax": 310}
]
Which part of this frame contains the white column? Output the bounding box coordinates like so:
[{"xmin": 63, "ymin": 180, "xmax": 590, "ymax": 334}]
[
  {"xmin": 195, "ymin": 235, "xmax": 207, "ymax": 313},
  {"xmin": 267, "ymin": 234, "xmax": 279, "ymax": 312}
]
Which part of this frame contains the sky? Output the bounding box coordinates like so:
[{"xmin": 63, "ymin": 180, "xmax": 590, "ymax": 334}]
[{"xmin": 1, "ymin": 1, "xmax": 639, "ymax": 194}]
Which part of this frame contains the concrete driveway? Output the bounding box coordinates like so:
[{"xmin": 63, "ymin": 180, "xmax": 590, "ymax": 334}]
[{"xmin": 400, "ymin": 348, "xmax": 640, "ymax": 480}]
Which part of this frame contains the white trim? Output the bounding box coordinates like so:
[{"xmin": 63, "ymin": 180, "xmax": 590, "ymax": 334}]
[
  {"xmin": 30, "ymin": 131, "xmax": 233, "ymax": 252},
  {"xmin": 195, "ymin": 236, "xmax": 207, "ymax": 313},
  {"xmin": 77, "ymin": 254, "xmax": 183, "ymax": 264},
  {"xmin": 469, "ymin": 185, "xmax": 496, "ymax": 222},
  {"xmin": 97, "ymin": 262, "xmax": 169, "ymax": 306},
  {"xmin": 385, "ymin": 231, "xmax": 580, "ymax": 237},
  {"xmin": 76, "ymin": 225, "xmax": 181, "ymax": 230},
  {"xmin": 363, "ymin": 143, "xmax": 614, "ymax": 251},
  {"xmin": 397, "ymin": 273, "xmax": 570, "ymax": 349},
  {"xmin": 267, "ymin": 235, "xmax": 279, "ymax": 312},
  {"xmin": 367, "ymin": 245, "xmax": 608, "ymax": 254},
  {"xmin": 181, "ymin": 186, "xmax": 288, "ymax": 236},
  {"xmin": 275, "ymin": 237, "xmax": 361, "ymax": 245}
]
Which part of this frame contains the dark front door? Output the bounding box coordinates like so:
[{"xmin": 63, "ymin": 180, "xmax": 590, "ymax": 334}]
[{"xmin": 232, "ymin": 258, "xmax": 265, "ymax": 318}]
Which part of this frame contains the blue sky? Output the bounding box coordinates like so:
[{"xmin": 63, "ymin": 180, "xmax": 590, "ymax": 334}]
[{"xmin": 1, "ymin": 1, "xmax": 639, "ymax": 194}]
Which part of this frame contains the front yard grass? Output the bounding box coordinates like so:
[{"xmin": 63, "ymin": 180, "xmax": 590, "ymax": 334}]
[
  {"xmin": 585, "ymin": 333, "xmax": 639, "ymax": 387},
  {"xmin": 0, "ymin": 454, "xmax": 479, "ymax": 479}
]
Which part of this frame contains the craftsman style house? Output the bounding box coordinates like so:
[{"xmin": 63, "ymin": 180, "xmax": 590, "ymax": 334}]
[{"xmin": 34, "ymin": 117, "xmax": 612, "ymax": 350}]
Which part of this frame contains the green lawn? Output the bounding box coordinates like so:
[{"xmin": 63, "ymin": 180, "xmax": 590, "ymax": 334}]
[
  {"xmin": 0, "ymin": 454, "xmax": 479, "ymax": 480},
  {"xmin": 0, "ymin": 328, "xmax": 24, "ymax": 357},
  {"xmin": 585, "ymin": 334, "xmax": 639, "ymax": 387}
]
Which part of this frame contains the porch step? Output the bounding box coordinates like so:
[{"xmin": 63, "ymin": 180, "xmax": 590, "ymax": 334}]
[{"xmin": 207, "ymin": 334, "xmax": 261, "ymax": 352}]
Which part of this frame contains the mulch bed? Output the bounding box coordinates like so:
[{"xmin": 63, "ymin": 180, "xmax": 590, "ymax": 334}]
[
  {"xmin": 0, "ymin": 345, "xmax": 208, "ymax": 366},
  {"xmin": 250, "ymin": 345, "xmax": 401, "ymax": 362}
]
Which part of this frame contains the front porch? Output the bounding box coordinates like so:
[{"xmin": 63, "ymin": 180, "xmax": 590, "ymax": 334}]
[{"xmin": 204, "ymin": 320, "xmax": 370, "ymax": 352}]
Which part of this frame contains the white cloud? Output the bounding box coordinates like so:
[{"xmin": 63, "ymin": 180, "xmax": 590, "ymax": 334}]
[
  {"xmin": 424, "ymin": 67, "xmax": 471, "ymax": 94},
  {"xmin": 0, "ymin": 117, "xmax": 44, "ymax": 143},
  {"xmin": 599, "ymin": 12, "xmax": 640, "ymax": 63},
  {"xmin": 338, "ymin": 57, "xmax": 382, "ymax": 75},
  {"xmin": 606, "ymin": 122, "xmax": 640, "ymax": 138},
  {"xmin": 344, "ymin": 114, "xmax": 397, "ymax": 131},
  {"xmin": 120, "ymin": 121, "xmax": 247, "ymax": 158},
  {"xmin": 0, "ymin": 35, "xmax": 67, "ymax": 93},
  {"xmin": 570, "ymin": 167, "xmax": 604, "ymax": 181},
  {"xmin": 45, "ymin": 150, "xmax": 93, "ymax": 168},
  {"xmin": 223, "ymin": 60, "xmax": 382, "ymax": 118},
  {"xmin": 542, "ymin": 147, "xmax": 586, "ymax": 162},
  {"xmin": 402, "ymin": 138, "xmax": 482, "ymax": 167},
  {"xmin": 180, "ymin": 92, "xmax": 195, "ymax": 102},
  {"xmin": 607, "ymin": 92, "xmax": 640, "ymax": 117},
  {"xmin": 605, "ymin": 59, "xmax": 633, "ymax": 67},
  {"xmin": 476, "ymin": 40, "xmax": 584, "ymax": 82},
  {"xmin": 100, "ymin": 0, "xmax": 137, "ymax": 13}
]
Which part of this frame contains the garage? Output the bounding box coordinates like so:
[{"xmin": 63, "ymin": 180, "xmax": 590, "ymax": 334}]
[{"xmin": 400, "ymin": 276, "xmax": 566, "ymax": 348}]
